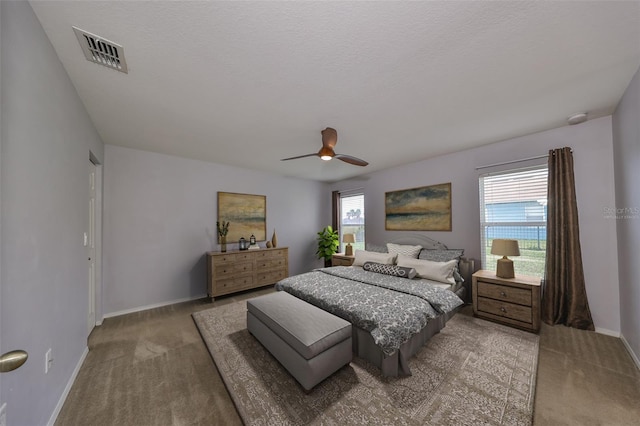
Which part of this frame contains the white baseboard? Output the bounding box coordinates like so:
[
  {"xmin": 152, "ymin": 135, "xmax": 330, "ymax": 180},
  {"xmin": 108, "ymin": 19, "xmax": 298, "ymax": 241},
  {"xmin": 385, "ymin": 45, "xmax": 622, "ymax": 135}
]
[
  {"xmin": 595, "ymin": 327, "xmax": 620, "ymax": 337},
  {"xmin": 102, "ymin": 294, "xmax": 207, "ymax": 320},
  {"xmin": 620, "ymin": 333, "xmax": 640, "ymax": 371},
  {"xmin": 47, "ymin": 346, "xmax": 89, "ymax": 426}
]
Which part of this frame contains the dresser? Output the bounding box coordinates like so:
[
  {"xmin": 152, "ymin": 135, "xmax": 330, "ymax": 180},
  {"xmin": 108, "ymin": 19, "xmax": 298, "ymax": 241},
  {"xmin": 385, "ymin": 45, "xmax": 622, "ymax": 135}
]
[
  {"xmin": 331, "ymin": 253, "xmax": 355, "ymax": 266},
  {"xmin": 472, "ymin": 270, "xmax": 541, "ymax": 332},
  {"xmin": 207, "ymin": 247, "xmax": 288, "ymax": 301}
]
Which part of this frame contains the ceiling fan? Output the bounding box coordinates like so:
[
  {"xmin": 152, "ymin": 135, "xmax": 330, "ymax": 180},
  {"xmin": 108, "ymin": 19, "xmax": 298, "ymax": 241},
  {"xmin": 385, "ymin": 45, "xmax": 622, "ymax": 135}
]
[{"xmin": 281, "ymin": 127, "xmax": 369, "ymax": 167}]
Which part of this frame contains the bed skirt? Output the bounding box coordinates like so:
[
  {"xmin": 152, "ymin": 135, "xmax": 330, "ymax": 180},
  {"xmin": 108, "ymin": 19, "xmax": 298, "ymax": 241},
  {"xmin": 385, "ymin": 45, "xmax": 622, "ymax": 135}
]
[
  {"xmin": 354, "ymin": 288, "xmax": 465, "ymax": 377},
  {"xmin": 352, "ymin": 315, "xmax": 446, "ymax": 376}
]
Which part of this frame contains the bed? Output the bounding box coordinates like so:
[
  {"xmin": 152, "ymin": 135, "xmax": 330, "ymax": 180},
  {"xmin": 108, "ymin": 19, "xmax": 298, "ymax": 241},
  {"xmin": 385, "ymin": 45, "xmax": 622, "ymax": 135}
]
[{"xmin": 275, "ymin": 236, "xmax": 474, "ymax": 377}]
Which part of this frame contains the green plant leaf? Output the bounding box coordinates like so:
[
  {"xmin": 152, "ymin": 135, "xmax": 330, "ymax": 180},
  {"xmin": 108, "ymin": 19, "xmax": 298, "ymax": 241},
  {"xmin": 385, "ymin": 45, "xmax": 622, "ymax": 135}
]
[{"xmin": 316, "ymin": 225, "xmax": 340, "ymax": 260}]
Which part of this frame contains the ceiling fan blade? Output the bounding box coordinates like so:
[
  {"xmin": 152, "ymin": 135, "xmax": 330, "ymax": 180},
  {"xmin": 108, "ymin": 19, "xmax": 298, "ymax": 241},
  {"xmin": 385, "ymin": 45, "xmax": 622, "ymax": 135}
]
[
  {"xmin": 282, "ymin": 127, "xmax": 365, "ymax": 166},
  {"xmin": 335, "ymin": 153, "xmax": 368, "ymax": 166},
  {"xmin": 280, "ymin": 153, "xmax": 318, "ymax": 161},
  {"xmin": 321, "ymin": 127, "xmax": 338, "ymax": 149}
]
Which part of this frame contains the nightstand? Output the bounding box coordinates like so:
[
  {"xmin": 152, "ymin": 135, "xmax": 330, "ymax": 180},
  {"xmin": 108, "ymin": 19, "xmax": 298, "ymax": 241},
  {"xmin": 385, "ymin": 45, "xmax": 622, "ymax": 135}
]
[
  {"xmin": 472, "ymin": 270, "xmax": 541, "ymax": 333},
  {"xmin": 331, "ymin": 253, "xmax": 355, "ymax": 266}
]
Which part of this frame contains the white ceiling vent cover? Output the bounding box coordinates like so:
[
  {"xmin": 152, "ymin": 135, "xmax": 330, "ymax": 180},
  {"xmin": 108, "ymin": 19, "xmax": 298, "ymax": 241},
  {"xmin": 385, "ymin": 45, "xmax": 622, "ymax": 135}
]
[{"xmin": 73, "ymin": 27, "xmax": 128, "ymax": 73}]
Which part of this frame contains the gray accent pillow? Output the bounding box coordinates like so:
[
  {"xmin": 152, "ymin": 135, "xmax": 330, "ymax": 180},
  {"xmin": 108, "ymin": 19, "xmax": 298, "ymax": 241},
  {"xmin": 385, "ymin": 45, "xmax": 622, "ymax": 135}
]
[
  {"xmin": 363, "ymin": 261, "xmax": 417, "ymax": 279},
  {"xmin": 418, "ymin": 249, "xmax": 464, "ymax": 262},
  {"xmin": 365, "ymin": 243, "xmax": 388, "ymax": 253}
]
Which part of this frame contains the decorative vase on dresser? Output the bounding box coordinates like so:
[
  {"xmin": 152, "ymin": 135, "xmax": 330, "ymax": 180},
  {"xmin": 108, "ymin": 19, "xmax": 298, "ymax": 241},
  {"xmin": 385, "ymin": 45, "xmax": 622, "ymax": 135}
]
[{"xmin": 271, "ymin": 229, "xmax": 278, "ymax": 248}]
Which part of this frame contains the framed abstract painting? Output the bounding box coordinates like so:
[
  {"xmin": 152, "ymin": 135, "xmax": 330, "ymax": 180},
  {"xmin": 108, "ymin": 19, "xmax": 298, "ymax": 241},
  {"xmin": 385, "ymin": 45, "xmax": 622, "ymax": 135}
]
[
  {"xmin": 385, "ymin": 183, "xmax": 452, "ymax": 231},
  {"xmin": 217, "ymin": 192, "xmax": 267, "ymax": 242}
]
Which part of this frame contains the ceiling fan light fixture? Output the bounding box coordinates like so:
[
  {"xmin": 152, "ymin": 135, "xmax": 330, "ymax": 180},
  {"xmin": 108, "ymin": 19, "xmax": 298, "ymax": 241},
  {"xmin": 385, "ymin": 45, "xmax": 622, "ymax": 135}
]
[{"xmin": 319, "ymin": 146, "xmax": 334, "ymax": 160}]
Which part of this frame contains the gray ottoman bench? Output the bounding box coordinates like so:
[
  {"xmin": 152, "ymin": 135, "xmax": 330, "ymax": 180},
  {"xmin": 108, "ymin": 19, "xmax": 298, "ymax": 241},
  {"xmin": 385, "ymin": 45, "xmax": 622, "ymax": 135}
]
[{"xmin": 247, "ymin": 291, "xmax": 352, "ymax": 391}]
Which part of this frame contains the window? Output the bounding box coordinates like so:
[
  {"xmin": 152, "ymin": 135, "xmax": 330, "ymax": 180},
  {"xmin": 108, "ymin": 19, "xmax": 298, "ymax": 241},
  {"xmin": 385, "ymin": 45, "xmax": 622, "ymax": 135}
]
[
  {"xmin": 479, "ymin": 165, "xmax": 547, "ymax": 277},
  {"xmin": 339, "ymin": 192, "xmax": 365, "ymax": 252}
]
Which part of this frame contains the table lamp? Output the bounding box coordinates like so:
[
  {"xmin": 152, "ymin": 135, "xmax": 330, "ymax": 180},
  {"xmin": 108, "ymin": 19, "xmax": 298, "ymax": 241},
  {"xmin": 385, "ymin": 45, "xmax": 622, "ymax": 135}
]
[
  {"xmin": 343, "ymin": 233, "xmax": 355, "ymax": 256},
  {"xmin": 491, "ymin": 239, "xmax": 520, "ymax": 278}
]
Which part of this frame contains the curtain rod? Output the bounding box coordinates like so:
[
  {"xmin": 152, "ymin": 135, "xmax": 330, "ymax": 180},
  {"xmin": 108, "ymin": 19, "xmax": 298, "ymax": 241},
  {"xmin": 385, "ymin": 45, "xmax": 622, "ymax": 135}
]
[{"xmin": 475, "ymin": 154, "xmax": 548, "ymax": 170}]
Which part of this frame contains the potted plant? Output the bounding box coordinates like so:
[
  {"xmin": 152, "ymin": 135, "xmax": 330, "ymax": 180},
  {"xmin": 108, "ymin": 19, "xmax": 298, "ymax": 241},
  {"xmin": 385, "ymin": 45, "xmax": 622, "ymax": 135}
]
[
  {"xmin": 216, "ymin": 221, "xmax": 230, "ymax": 252},
  {"xmin": 316, "ymin": 225, "xmax": 340, "ymax": 267}
]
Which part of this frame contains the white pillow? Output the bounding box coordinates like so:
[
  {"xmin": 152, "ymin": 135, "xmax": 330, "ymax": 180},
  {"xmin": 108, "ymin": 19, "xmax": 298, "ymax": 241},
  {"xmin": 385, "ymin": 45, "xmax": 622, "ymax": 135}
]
[
  {"xmin": 353, "ymin": 250, "xmax": 397, "ymax": 267},
  {"xmin": 386, "ymin": 243, "xmax": 422, "ymax": 259},
  {"xmin": 396, "ymin": 254, "xmax": 457, "ymax": 284}
]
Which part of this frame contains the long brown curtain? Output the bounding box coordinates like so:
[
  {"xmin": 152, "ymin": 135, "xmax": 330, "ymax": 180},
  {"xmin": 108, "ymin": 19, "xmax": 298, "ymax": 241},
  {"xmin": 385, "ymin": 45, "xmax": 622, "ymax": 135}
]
[
  {"xmin": 542, "ymin": 147, "xmax": 594, "ymax": 330},
  {"xmin": 331, "ymin": 190, "xmax": 340, "ymax": 232}
]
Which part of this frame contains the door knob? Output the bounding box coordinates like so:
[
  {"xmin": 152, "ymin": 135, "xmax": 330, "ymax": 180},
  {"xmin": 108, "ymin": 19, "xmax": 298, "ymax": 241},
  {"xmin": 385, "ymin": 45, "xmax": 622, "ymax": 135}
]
[{"xmin": 0, "ymin": 350, "xmax": 28, "ymax": 373}]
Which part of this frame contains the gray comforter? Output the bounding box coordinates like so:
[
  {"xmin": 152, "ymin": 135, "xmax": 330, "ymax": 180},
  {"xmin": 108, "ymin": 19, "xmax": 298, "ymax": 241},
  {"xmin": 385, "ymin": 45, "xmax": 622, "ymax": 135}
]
[{"xmin": 275, "ymin": 266, "xmax": 463, "ymax": 356}]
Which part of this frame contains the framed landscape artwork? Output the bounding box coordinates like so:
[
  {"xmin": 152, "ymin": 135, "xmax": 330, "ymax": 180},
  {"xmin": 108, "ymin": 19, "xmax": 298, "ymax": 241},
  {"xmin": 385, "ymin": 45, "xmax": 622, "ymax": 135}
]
[
  {"xmin": 385, "ymin": 183, "xmax": 452, "ymax": 231},
  {"xmin": 218, "ymin": 192, "xmax": 267, "ymax": 242}
]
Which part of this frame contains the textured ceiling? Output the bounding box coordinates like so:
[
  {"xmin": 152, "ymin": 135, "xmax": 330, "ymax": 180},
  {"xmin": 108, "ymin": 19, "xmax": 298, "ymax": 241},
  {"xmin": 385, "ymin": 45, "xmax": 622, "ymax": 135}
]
[{"xmin": 30, "ymin": 1, "xmax": 640, "ymax": 182}]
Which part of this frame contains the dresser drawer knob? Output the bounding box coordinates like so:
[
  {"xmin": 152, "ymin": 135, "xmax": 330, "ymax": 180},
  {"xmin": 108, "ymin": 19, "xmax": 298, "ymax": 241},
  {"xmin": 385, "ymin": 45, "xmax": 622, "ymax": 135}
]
[
  {"xmin": 500, "ymin": 307, "xmax": 507, "ymax": 313},
  {"xmin": 500, "ymin": 291, "xmax": 507, "ymax": 297}
]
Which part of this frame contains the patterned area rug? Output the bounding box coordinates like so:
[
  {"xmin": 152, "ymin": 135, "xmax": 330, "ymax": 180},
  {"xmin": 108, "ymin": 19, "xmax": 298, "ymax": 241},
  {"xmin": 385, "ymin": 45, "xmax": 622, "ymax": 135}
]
[{"xmin": 193, "ymin": 302, "xmax": 539, "ymax": 425}]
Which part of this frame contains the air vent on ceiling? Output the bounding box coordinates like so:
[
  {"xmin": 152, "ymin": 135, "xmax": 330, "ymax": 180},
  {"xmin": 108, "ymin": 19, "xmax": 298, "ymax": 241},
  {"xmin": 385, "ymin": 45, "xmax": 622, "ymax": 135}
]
[{"xmin": 73, "ymin": 26, "xmax": 128, "ymax": 73}]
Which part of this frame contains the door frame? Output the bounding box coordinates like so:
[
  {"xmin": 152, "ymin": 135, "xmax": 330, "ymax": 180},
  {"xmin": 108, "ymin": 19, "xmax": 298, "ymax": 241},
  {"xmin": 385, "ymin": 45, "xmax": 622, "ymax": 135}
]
[{"xmin": 89, "ymin": 153, "xmax": 103, "ymax": 328}]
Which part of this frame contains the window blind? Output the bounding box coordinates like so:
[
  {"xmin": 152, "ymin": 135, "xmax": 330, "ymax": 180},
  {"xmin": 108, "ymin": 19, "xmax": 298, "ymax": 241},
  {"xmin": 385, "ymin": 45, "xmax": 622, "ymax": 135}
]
[
  {"xmin": 479, "ymin": 165, "xmax": 548, "ymax": 277},
  {"xmin": 340, "ymin": 192, "xmax": 365, "ymax": 252}
]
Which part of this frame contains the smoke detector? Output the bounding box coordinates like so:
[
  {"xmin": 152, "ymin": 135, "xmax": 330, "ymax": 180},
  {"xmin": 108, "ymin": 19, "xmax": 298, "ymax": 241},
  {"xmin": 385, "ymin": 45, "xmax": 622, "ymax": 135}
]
[
  {"xmin": 567, "ymin": 112, "xmax": 588, "ymax": 125},
  {"xmin": 73, "ymin": 27, "xmax": 128, "ymax": 73}
]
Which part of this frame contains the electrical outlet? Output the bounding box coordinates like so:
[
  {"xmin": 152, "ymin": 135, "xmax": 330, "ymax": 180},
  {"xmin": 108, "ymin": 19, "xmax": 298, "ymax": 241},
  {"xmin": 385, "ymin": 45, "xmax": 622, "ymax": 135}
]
[
  {"xmin": 0, "ymin": 402, "xmax": 7, "ymax": 426},
  {"xmin": 45, "ymin": 348, "xmax": 53, "ymax": 374}
]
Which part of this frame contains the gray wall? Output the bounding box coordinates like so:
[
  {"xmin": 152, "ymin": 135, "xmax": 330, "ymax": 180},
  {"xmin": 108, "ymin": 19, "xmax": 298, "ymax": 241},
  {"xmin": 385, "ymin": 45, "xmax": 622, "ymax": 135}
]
[
  {"xmin": 612, "ymin": 66, "xmax": 640, "ymax": 362},
  {"xmin": 333, "ymin": 116, "xmax": 621, "ymax": 333},
  {"xmin": 103, "ymin": 145, "xmax": 328, "ymax": 315},
  {"xmin": 0, "ymin": 2, "xmax": 104, "ymax": 425}
]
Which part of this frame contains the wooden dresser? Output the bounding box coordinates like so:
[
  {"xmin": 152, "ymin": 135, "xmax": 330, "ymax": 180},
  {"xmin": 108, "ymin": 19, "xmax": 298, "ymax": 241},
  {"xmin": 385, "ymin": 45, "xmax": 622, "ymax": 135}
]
[
  {"xmin": 206, "ymin": 247, "xmax": 288, "ymax": 301},
  {"xmin": 472, "ymin": 270, "xmax": 541, "ymax": 333}
]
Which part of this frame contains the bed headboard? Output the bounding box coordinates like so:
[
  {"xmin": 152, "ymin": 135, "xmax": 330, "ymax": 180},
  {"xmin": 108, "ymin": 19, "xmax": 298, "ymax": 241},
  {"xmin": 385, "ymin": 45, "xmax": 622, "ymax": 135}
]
[{"xmin": 388, "ymin": 235, "xmax": 448, "ymax": 250}]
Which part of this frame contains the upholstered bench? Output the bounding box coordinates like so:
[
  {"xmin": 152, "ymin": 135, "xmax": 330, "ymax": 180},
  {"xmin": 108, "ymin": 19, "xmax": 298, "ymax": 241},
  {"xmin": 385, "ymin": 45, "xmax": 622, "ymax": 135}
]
[{"xmin": 247, "ymin": 291, "xmax": 352, "ymax": 391}]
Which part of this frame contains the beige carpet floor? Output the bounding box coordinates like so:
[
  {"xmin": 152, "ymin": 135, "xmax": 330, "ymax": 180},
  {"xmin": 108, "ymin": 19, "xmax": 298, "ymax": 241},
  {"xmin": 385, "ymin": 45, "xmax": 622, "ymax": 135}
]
[
  {"xmin": 55, "ymin": 287, "xmax": 640, "ymax": 426},
  {"xmin": 193, "ymin": 299, "xmax": 539, "ymax": 425}
]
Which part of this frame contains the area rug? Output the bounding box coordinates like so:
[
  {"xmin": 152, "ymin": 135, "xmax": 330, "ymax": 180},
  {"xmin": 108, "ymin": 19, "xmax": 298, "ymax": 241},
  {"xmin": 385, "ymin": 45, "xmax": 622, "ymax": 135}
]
[{"xmin": 193, "ymin": 301, "xmax": 539, "ymax": 425}]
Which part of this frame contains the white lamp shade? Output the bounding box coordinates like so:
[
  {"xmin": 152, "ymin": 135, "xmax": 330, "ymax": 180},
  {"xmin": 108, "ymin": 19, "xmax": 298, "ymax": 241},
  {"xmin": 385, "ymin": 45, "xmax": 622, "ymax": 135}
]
[
  {"xmin": 342, "ymin": 233, "xmax": 355, "ymax": 244},
  {"xmin": 490, "ymin": 239, "xmax": 520, "ymax": 257}
]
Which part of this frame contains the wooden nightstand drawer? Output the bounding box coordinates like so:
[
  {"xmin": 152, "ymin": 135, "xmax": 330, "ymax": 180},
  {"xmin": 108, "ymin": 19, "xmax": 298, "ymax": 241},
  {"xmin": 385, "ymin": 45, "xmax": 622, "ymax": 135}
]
[
  {"xmin": 472, "ymin": 270, "xmax": 541, "ymax": 333},
  {"xmin": 477, "ymin": 281, "xmax": 531, "ymax": 306},
  {"xmin": 332, "ymin": 254, "xmax": 355, "ymax": 266},
  {"xmin": 477, "ymin": 297, "xmax": 532, "ymax": 323}
]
